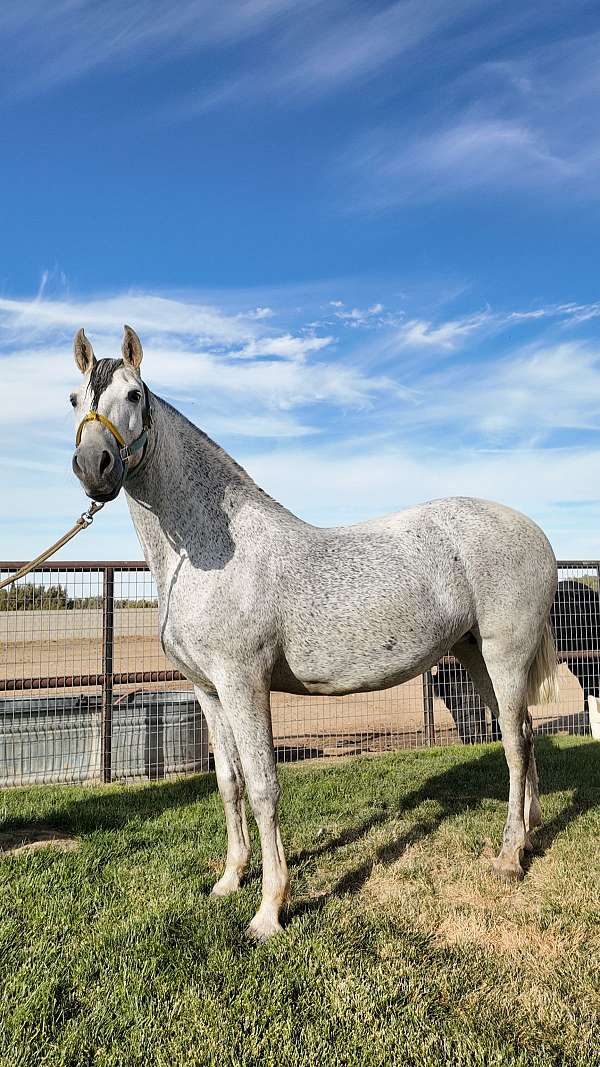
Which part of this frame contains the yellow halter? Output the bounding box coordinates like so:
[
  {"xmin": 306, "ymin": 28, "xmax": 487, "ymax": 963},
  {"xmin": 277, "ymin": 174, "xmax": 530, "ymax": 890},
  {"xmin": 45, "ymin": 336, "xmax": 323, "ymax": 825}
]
[
  {"xmin": 75, "ymin": 385, "xmax": 152, "ymax": 465},
  {"xmin": 75, "ymin": 410, "xmax": 126, "ymax": 449}
]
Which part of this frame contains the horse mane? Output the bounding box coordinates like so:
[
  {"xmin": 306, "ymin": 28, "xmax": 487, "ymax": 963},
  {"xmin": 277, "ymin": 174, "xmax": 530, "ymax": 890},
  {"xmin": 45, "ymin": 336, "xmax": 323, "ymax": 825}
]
[{"xmin": 86, "ymin": 358, "xmax": 124, "ymax": 409}]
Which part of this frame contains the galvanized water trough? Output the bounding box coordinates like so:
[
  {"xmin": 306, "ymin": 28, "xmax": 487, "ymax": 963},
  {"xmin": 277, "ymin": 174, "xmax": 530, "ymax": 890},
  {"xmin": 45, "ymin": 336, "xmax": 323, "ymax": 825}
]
[{"xmin": 0, "ymin": 690, "xmax": 209, "ymax": 786}]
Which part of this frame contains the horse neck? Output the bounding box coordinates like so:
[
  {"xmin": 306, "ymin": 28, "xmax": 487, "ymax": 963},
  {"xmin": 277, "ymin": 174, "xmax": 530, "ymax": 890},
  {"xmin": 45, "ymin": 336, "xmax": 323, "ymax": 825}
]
[{"xmin": 124, "ymin": 393, "xmax": 297, "ymax": 585}]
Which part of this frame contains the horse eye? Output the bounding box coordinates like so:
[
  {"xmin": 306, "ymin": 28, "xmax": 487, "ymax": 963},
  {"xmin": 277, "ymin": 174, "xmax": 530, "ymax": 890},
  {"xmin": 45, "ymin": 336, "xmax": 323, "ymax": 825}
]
[
  {"xmin": 127, "ymin": 390, "xmax": 142, "ymax": 404},
  {"xmin": 69, "ymin": 393, "xmax": 77, "ymax": 408}
]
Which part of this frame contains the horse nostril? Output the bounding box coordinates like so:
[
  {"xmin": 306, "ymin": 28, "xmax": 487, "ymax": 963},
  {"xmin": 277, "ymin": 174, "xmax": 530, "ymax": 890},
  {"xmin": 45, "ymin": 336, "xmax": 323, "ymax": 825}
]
[
  {"xmin": 72, "ymin": 453, "xmax": 81, "ymax": 475},
  {"xmin": 99, "ymin": 450, "xmax": 113, "ymax": 476}
]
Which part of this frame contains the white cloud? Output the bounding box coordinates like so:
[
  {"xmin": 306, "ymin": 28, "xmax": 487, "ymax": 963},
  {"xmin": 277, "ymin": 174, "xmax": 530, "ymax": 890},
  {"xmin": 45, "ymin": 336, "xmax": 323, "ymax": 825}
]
[
  {"xmin": 332, "ymin": 303, "xmax": 397, "ymax": 330},
  {"xmin": 272, "ymin": 0, "xmax": 476, "ymax": 97},
  {"xmin": 4, "ymin": 1, "xmax": 597, "ymax": 223},
  {"xmin": 348, "ymin": 118, "xmax": 578, "ymax": 207},
  {"xmin": 404, "ymin": 340, "xmax": 600, "ymax": 445},
  {"xmin": 0, "ymin": 293, "xmax": 253, "ymax": 346},
  {"xmin": 0, "ymin": 1, "xmax": 301, "ymax": 99},
  {"xmin": 244, "ymin": 440, "xmax": 600, "ymax": 536},
  {"xmin": 235, "ymin": 333, "xmax": 334, "ymax": 361},
  {"xmin": 141, "ymin": 346, "xmax": 395, "ymax": 413},
  {"xmin": 397, "ymin": 312, "xmax": 492, "ymax": 349},
  {"xmin": 342, "ymin": 26, "xmax": 600, "ymax": 206},
  {"xmin": 473, "ymin": 343, "xmax": 600, "ymax": 435},
  {"xmin": 392, "ymin": 301, "xmax": 600, "ymax": 354},
  {"xmin": 159, "ymin": 0, "xmax": 490, "ymax": 122}
]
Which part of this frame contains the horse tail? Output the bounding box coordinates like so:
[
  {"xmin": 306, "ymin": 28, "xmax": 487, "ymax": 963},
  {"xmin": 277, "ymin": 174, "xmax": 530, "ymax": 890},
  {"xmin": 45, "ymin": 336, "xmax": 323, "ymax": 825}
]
[{"xmin": 527, "ymin": 621, "xmax": 559, "ymax": 706}]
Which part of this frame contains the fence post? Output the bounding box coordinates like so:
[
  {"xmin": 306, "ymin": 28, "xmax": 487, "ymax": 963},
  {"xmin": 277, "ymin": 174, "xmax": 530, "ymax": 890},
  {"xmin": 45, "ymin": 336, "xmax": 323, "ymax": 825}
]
[
  {"xmin": 422, "ymin": 668, "xmax": 436, "ymax": 746},
  {"xmin": 101, "ymin": 566, "xmax": 114, "ymax": 783}
]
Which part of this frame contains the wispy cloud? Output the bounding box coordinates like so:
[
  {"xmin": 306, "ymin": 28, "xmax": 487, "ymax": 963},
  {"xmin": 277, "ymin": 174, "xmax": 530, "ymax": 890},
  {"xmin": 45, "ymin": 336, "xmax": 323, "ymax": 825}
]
[
  {"xmin": 235, "ymin": 333, "xmax": 334, "ymax": 361},
  {"xmin": 4, "ymin": 2, "xmax": 597, "ymax": 218},
  {"xmin": 0, "ymin": 0, "xmax": 550, "ymax": 117},
  {"xmin": 342, "ymin": 22, "xmax": 600, "ymax": 205},
  {"xmin": 158, "ymin": 0, "xmax": 487, "ymax": 122},
  {"xmin": 0, "ymin": 293, "xmax": 253, "ymax": 346},
  {"xmin": 346, "ymin": 117, "xmax": 580, "ymax": 207},
  {"xmin": 397, "ymin": 312, "xmax": 492, "ymax": 350},
  {"xmin": 393, "ymin": 301, "xmax": 600, "ymax": 354},
  {"xmin": 331, "ymin": 303, "xmax": 395, "ymax": 329},
  {"xmin": 426, "ymin": 341, "xmax": 600, "ymax": 441},
  {"xmin": 267, "ymin": 0, "xmax": 478, "ymax": 98},
  {"xmin": 0, "ymin": 1, "xmax": 301, "ymax": 101}
]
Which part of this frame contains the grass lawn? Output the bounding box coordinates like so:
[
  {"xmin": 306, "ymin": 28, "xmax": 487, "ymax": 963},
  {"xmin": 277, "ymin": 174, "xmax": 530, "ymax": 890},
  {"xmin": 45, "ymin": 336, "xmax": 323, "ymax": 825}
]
[{"xmin": 0, "ymin": 736, "xmax": 599, "ymax": 1066}]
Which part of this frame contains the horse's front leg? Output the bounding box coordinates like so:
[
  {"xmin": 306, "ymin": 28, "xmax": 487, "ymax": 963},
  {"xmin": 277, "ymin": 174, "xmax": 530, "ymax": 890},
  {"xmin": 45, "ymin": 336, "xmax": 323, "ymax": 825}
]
[
  {"xmin": 215, "ymin": 673, "xmax": 290, "ymax": 941},
  {"xmin": 195, "ymin": 687, "xmax": 251, "ymax": 896}
]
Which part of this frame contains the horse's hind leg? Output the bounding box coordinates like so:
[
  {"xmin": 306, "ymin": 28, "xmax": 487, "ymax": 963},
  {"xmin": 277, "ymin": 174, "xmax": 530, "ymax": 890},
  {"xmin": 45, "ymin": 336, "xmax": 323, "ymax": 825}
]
[
  {"xmin": 195, "ymin": 688, "xmax": 251, "ymax": 897},
  {"xmin": 452, "ymin": 635, "xmax": 499, "ymax": 734},
  {"xmin": 523, "ymin": 710, "xmax": 541, "ymax": 841},
  {"xmin": 480, "ymin": 640, "xmax": 534, "ymax": 880},
  {"xmin": 453, "ymin": 635, "xmax": 540, "ymax": 875}
]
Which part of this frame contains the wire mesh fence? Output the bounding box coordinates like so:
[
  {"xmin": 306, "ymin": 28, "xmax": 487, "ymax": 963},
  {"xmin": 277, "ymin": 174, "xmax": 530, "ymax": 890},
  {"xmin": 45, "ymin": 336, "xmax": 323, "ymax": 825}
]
[{"xmin": 0, "ymin": 560, "xmax": 598, "ymax": 785}]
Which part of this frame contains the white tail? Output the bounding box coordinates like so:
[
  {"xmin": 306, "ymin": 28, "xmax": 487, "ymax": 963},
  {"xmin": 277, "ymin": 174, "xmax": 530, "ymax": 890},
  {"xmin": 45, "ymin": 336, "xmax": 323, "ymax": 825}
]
[{"xmin": 527, "ymin": 621, "xmax": 559, "ymax": 706}]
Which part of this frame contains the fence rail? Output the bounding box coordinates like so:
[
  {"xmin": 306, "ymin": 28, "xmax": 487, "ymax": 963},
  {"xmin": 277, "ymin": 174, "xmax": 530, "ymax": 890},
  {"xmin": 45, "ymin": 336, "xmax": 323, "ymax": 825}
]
[{"xmin": 1, "ymin": 559, "xmax": 599, "ymax": 786}]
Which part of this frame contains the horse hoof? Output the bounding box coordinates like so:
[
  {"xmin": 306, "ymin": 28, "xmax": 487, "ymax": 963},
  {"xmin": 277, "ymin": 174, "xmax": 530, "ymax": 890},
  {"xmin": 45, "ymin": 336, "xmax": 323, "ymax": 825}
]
[
  {"xmin": 246, "ymin": 913, "xmax": 283, "ymax": 942},
  {"xmin": 523, "ymin": 833, "xmax": 534, "ymax": 853},
  {"xmin": 211, "ymin": 871, "xmax": 242, "ymax": 897},
  {"xmin": 492, "ymin": 857, "xmax": 524, "ymax": 883}
]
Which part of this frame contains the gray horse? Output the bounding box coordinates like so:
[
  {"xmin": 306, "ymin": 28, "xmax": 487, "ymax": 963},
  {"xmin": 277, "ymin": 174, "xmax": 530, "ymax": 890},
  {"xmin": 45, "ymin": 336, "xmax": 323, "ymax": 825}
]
[{"xmin": 70, "ymin": 326, "xmax": 558, "ymax": 940}]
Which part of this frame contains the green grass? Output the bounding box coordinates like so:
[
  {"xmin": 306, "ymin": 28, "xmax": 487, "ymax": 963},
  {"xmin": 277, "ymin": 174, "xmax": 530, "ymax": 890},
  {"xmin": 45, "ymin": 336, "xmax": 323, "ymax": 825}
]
[{"xmin": 1, "ymin": 736, "xmax": 599, "ymax": 1066}]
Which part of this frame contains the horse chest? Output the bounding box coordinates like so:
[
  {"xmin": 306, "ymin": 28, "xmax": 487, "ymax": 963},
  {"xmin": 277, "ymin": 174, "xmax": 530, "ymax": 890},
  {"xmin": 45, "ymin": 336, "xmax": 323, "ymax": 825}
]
[
  {"xmin": 157, "ymin": 582, "xmax": 217, "ymax": 689},
  {"xmin": 156, "ymin": 570, "xmax": 259, "ymax": 690},
  {"xmin": 159, "ymin": 620, "xmax": 216, "ymax": 693}
]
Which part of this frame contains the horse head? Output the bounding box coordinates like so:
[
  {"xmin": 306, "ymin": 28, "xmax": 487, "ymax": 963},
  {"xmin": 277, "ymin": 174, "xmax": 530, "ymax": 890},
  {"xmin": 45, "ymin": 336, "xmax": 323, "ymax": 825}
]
[{"xmin": 70, "ymin": 325, "xmax": 151, "ymax": 502}]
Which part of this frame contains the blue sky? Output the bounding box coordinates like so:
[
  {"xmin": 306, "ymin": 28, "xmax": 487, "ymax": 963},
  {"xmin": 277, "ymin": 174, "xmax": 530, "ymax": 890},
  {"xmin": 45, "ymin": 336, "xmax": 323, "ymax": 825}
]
[{"xmin": 2, "ymin": 1, "xmax": 600, "ymax": 561}]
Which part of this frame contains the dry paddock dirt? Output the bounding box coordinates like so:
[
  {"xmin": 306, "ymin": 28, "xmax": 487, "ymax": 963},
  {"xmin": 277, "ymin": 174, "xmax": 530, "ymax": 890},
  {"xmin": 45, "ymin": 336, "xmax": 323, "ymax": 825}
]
[{"xmin": 0, "ymin": 608, "xmax": 587, "ymax": 757}]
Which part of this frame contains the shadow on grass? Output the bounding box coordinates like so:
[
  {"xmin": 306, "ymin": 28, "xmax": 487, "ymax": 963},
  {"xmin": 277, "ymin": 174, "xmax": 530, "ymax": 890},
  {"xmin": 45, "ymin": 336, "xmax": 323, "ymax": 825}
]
[
  {"xmin": 3, "ymin": 735, "xmax": 599, "ymax": 911},
  {"xmin": 289, "ymin": 736, "xmax": 600, "ymax": 917},
  {"xmin": 1, "ymin": 772, "xmax": 219, "ymax": 836}
]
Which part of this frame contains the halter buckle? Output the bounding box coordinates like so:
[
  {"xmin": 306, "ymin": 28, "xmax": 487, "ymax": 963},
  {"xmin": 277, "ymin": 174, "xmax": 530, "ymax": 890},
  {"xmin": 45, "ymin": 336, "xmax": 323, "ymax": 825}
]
[{"xmin": 79, "ymin": 501, "xmax": 105, "ymax": 527}]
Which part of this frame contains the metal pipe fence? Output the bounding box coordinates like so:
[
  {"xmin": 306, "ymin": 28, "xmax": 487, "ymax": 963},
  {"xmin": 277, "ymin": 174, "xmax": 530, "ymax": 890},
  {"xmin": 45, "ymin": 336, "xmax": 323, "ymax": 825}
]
[{"xmin": 0, "ymin": 560, "xmax": 597, "ymax": 786}]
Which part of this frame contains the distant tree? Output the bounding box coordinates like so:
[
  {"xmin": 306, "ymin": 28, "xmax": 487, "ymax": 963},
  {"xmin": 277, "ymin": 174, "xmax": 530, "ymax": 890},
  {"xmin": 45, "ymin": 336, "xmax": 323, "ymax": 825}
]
[
  {"xmin": 0, "ymin": 584, "xmax": 159, "ymax": 611},
  {"xmin": 116, "ymin": 598, "xmax": 158, "ymax": 608},
  {"xmin": 0, "ymin": 582, "xmax": 73, "ymax": 611}
]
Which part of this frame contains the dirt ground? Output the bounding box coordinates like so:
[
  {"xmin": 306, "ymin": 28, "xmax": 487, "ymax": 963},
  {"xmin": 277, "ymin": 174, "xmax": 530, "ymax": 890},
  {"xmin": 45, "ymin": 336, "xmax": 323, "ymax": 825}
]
[
  {"xmin": 0, "ymin": 608, "xmax": 588, "ymax": 757},
  {"xmin": 0, "ymin": 827, "xmax": 79, "ymax": 856}
]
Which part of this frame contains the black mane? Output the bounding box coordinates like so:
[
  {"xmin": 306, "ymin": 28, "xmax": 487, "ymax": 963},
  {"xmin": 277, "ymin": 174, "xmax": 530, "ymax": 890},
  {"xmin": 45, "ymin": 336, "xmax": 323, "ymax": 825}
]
[{"xmin": 86, "ymin": 358, "xmax": 124, "ymax": 409}]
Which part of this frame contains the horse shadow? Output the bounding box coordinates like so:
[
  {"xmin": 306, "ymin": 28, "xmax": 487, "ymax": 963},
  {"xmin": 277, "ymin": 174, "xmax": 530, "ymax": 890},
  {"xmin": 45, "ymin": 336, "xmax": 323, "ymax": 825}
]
[
  {"xmin": 0, "ymin": 772, "xmax": 218, "ymax": 838},
  {"xmin": 3, "ymin": 737, "xmax": 598, "ymax": 918},
  {"xmin": 288, "ymin": 736, "xmax": 600, "ymax": 916}
]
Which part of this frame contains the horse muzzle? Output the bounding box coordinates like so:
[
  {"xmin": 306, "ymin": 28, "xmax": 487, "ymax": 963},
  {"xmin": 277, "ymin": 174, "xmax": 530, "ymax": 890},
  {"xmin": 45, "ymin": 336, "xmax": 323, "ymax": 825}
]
[{"xmin": 72, "ymin": 444, "xmax": 125, "ymax": 502}]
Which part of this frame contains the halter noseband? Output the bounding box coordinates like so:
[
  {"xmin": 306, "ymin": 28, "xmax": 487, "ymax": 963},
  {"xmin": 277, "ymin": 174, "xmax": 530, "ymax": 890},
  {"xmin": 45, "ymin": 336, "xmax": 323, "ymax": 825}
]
[{"xmin": 75, "ymin": 382, "xmax": 152, "ymax": 471}]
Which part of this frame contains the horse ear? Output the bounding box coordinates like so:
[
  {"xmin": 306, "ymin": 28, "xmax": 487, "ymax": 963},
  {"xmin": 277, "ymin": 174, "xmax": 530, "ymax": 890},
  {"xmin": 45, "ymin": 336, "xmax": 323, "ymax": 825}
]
[
  {"xmin": 73, "ymin": 329, "xmax": 96, "ymax": 375},
  {"xmin": 122, "ymin": 325, "xmax": 143, "ymax": 369}
]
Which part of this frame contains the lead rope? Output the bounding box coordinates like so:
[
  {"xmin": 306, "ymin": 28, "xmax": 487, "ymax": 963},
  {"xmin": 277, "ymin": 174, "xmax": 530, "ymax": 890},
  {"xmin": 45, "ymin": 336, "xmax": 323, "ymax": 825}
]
[{"xmin": 0, "ymin": 502, "xmax": 105, "ymax": 591}]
